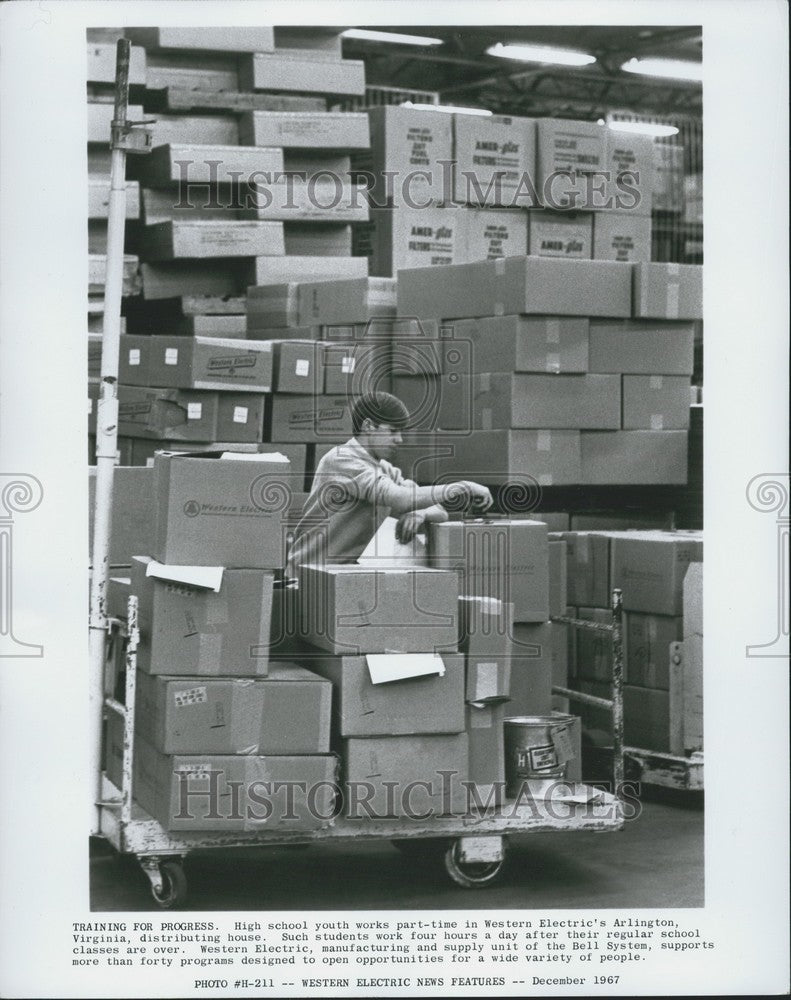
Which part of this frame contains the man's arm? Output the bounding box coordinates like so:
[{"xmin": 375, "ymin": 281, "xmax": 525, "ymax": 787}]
[{"xmin": 370, "ymin": 476, "xmax": 492, "ymax": 516}]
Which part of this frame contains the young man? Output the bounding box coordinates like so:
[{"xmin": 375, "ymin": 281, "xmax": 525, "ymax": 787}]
[{"xmin": 285, "ymin": 391, "xmax": 492, "ymax": 583}]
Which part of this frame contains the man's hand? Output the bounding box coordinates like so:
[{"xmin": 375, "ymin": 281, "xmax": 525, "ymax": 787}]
[
  {"xmin": 395, "ymin": 510, "xmax": 426, "ymax": 544},
  {"xmin": 460, "ymin": 481, "xmax": 494, "ymax": 512}
]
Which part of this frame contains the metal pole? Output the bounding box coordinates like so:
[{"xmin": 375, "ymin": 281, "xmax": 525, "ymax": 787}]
[
  {"xmin": 88, "ymin": 39, "xmax": 130, "ymax": 835},
  {"xmin": 611, "ymin": 588, "xmax": 625, "ymax": 796}
]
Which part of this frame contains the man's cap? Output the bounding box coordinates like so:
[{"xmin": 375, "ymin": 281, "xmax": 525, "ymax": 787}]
[{"xmin": 352, "ymin": 391, "xmax": 410, "ymax": 431}]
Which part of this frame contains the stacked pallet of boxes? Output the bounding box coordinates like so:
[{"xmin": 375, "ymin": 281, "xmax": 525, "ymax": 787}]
[
  {"xmin": 426, "ymin": 517, "xmax": 582, "ymax": 791},
  {"xmin": 104, "ymin": 449, "xmax": 338, "ymax": 832},
  {"xmin": 352, "ymin": 110, "xmax": 655, "ymax": 278},
  {"xmin": 88, "ymin": 27, "xmax": 369, "ymax": 468},
  {"xmin": 556, "ymin": 529, "xmax": 703, "ymax": 759}
]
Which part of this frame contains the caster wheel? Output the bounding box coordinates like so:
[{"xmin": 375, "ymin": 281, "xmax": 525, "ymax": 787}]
[
  {"xmin": 443, "ymin": 840, "xmax": 506, "ymax": 888},
  {"xmin": 151, "ymin": 860, "xmax": 187, "ymax": 909}
]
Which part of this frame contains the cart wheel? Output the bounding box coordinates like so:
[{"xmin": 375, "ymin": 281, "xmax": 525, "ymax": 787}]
[
  {"xmin": 443, "ymin": 839, "xmax": 506, "ymax": 888},
  {"xmin": 151, "ymin": 860, "xmax": 187, "ymax": 909}
]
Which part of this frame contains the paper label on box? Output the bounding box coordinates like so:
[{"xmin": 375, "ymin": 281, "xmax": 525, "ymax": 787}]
[
  {"xmin": 165, "ymin": 348, "xmax": 179, "ymax": 365},
  {"xmin": 174, "ymin": 686, "xmax": 207, "ymax": 707},
  {"xmin": 545, "ymin": 353, "xmax": 561, "ymax": 373},
  {"xmin": 474, "ymin": 662, "xmax": 501, "ymax": 703},
  {"xmin": 187, "ymin": 402, "xmax": 202, "ymax": 420},
  {"xmin": 650, "ymin": 413, "xmax": 664, "ymax": 430},
  {"xmin": 295, "ymin": 359, "xmax": 310, "ymax": 377},
  {"xmin": 650, "ymin": 376, "xmax": 664, "ymax": 389},
  {"xmin": 538, "ymin": 473, "xmax": 553, "ymax": 486},
  {"xmin": 128, "ymin": 349, "xmax": 141, "ymax": 366},
  {"xmin": 551, "ymin": 723, "xmax": 576, "ymax": 765},
  {"xmin": 341, "ymin": 356, "xmax": 356, "ymax": 374},
  {"xmin": 545, "ymin": 320, "xmax": 561, "ymax": 344},
  {"xmin": 527, "ymin": 744, "xmax": 558, "ymax": 771},
  {"xmin": 232, "ymin": 406, "xmax": 248, "ymax": 424},
  {"xmin": 537, "ymin": 431, "xmax": 552, "ymax": 451}
]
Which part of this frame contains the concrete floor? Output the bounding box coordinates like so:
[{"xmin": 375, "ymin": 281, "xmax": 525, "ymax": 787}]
[{"xmin": 90, "ymin": 790, "xmax": 703, "ymax": 911}]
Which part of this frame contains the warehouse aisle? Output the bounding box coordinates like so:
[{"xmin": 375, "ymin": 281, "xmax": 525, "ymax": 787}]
[{"xmin": 90, "ymin": 796, "xmax": 702, "ymax": 911}]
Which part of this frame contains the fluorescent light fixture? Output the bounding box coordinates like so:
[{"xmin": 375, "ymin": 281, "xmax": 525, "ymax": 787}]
[
  {"xmin": 608, "ymin": 120, "xmax": 679, "ymax": 138},
  {"xmin": 621, "ymin": 57, "xmax": 702, "ymax": 82},
  {"xmin": 341, "ymin": 28, "xmax": 443, "ymax": 47},
  {"xmin": 402, "ymin": 101, "xmax": 493, "ymax": 117},
  {"xmin": 486, "ymin": 42, "xmax": 596, "ymax": 66}
]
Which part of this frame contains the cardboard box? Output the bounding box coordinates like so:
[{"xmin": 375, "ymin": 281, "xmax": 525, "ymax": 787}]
[
  {"xmin": 604, "ymin": 132, "xmax": 654, "ymax": 215},
  {"xmin": 357, "ymin": 106, "xmax": 454, "ymax": 207},
  {"xmin": 451, "ymin": 315, "xmax": 589, "ymax": 374},
  {"xmin": 88, "ymin": 102, "xmax": 144, "ymax": 143},
  {"xmin": 460, "ymin": 208, "xmax": 529, "ymax": 262},
  {"xmin": 140, "ymin": 260, "xmax": 248, "ymax": 300},
  {"xmin": 498, "ymin": 256, "xmax": 632, "ymax": 317},
  {"xmin": 623, "ymin": 686, "xmax": 672, "ymax": 753},
  {"xmin": 533, "ymin": 512, "xmax": 571, "ymax": 531},
  {"xmin": 134, "ymin": 664, "xmax": 332, "ymax": 754},
  {"xmin": 88, "ymin": 41, "xmax": 146, "ymax": 84},
  {"xmin": 134, "ymin": 741, "xmax": 337, "ymax": 832},
  {"xmin": 266, "ymin": 394, "xmax": 353, "ymax": 443},
  {"xmin": 683, "ymin": 562, "xmax": 703, "ymax": 638},
  {"xmin": 357, "ymin": 206, "xmax": 462, "ymax": 277},
  {"xmin": 127, "ymin": 26, "xmax": 276, "ymax": 52},
  {"xmin": 558, "ymin": 531, "xmax": 612, "ymax": 608},
  {"xmin": 550, "ymin": 620, "xmax": 571, "ymax": 711},
  {"xmin": 580, "ymin": 431, "xmax": 688, "ymax": 485},
  {"xmin": 428, "ymin": 519, "xmax": 549, "ymax": 623},
  {"xmin": 397, "ymin": 259, "xmax": 499, "ymax": 320},
  {"xmin": 145, "ymin": 336, "xmax": 274, "ymax": 391},
  {"xmin": 535, "ymin": 119, "xmax": 607, "ymax": 209},
  {"xmin": 239, "ymin": 111, "xmax": 369, "ymax": 148},
  {"xmin": 88, "ymin": 333, "xmax": 102, "ymax": 378},
  {"xmin": 282, "ymin": 151, "xmax": 352, "ymax": 179},
  {"xmin": 142, "ymin": 221, "xmax": 285, "ymax": 260},
  {"xmin": 298, "ymin": 277, "xmax": 397, "ymax": 327},
  {"xmin": 153, "ymin": 451, "xmax": 290, "ymax": 567},
  {"xmin": 147, "ymin": 114, "xmax": 240, "ymax": 147},
  {"xmin": 88, "ymin": 178, "xmax": 140, "ymax": 220},
  {"xmin": 181, "ymin": 314, "xmax": 248, "ymax": 338},
  {"xmin": 592, "ymin": 212, "xmax": 652, "ymax": 262},
  {"xmin": 575, "ymin": 608, "xmax": 613, "ymax": 683},
  {"xmin": 269, "ymin": 340, "xmax": 324, "ymax": 394},
  {"xmin": 251, "ymin": 256, "xmax": 369, "ymax": 287},
  {"xmin": 549, "ymin": 539, "xmax": 568, "ymax": 617},
  {"xmin": 468, "ymin": 373, "xmax": 621, "ymax": 430},
  {"xmin": 214, "ymin": 394, "xmax": 266, "ymax": 443},
  {"xmin": 652, "ymin": 144, "xmax": 684, "ymax": 212},
  {"xmin": 89, "ymin": 254, "xmax": 141, "ymax": 296},
  {"xmin": 239, "ymin": 53, "xmax": 366, "ymax": 96},
  {"xmin": 626, "ymin": 613, "xmax": 683, "ymax": 689},
  {"xmin": 248, "ymin": 181, "xmax": 368, "ymax": 224},
  {"xmin": 118, "ymin": 385, "xmax": 219, "ymax": 441},
  {"xmin": 570, "ymin": 511, "xmax": 674, "ymax": 531},
  {"xmin": 453, "ymin": 114, "xmax": 536, "ymax": 207},
  {"xmin": 633, "ymin": 263, "xmax": 703, "ymax": 320},
  {"xmin": 458, "ymin": 597, "xmax": 513, "ymax": 703},
  {"xmin": 588, "ymin": 319, "xmax": 695, "ymax": 375},
  {"xmin": 132, "ymin": 557, "xmax": 276, "ymax": 675},
  {"xmin": 432, "ymin": 428, "xmax": 582, "ymax": 486},
  {"xmin": 323, "ymin": 341, "xmax": 389, "ymax": 395},
  {"xmin": 508, "ymin": 623, "xmax": 555, "ymax": 716},
  {"xmin": 610, "ymin": 531, "xmax": 703, "ymax": 615},
  {"xmin": 465, "ymin": 703, "xmax": 506, "ymax": 805},
  {"xmin": 298, "ymin": 564, "xmax": 459, "ymax": 654},
  {"xmin": 88, "ymin": 467, "xmax": 155, "ymax": 567},
  {"xmin": 306, "ymin": 653, "xmax": 465, "ymax": 736},
  {"xmin": 284, "ymin": 223, "xmax": 352, "ymax": 257},
  {"xmin": 247, "ymin": 284, "xmax": 301, "ymax": 329},
  {"xmin": 527, "ymin": 210, "xmax": 593, "ymax": 258},
  {"xmin": 139, "ymin": 144, "xmax": 284, "ymax": 186},
  {"xmin": 342, "ymin": 734, "xmax": 468, "ymax": 818},
  {"xmin": 622, "ymin": 375, "xmax": 691, "ymax": 430}
]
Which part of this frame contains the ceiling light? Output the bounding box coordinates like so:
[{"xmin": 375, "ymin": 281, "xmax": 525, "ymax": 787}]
[
  {"xmin": 486, "ymin": 42, "xmax": 596, "ymax": 66},
  {"xmin": 620, "ymin": 57, "xmax": 702, "ymax": 81},
  {"xmin": 608, "ymin": 120, "xmax": 680, "ymax": 138},
  {"xmin": 341, "ymin": 29, "xmax": 443, "ymax": 47},
  {"xmin": 402, "ymin": 101, "xmax": 493, "ymax": 117}
]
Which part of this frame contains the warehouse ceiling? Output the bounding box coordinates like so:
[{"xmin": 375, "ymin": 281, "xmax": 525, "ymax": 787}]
[{"xmin": 340, "ymin": 25, "xmax": 702, "ymax": 120}]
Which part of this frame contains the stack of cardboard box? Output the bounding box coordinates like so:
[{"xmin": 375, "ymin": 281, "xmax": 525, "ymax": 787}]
[
  {"xmin": 104, "ymin": 450, "xmax": 338, "ymax": 832},
  {"xmin": 556, "ymin": 529, "xmax": 703, "ymax": 756},
  {"xmin": 395, "ymin": 255, "xmax": 702, "ymax": 487}
]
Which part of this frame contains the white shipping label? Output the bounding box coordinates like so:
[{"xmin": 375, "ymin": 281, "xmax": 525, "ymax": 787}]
[
  {"xmin": 187, "ymin": 402, "xmax": 202, "ymax": 420},
  {"xmin": 650, "ymin": 414, "xmax": 664, "ymax": 430},
  {"xmin": 545, "ymin": 352, "xmax": 561, "ymax": 373},
  {"xmin": 174, "ymin": 686, "xmax": 207, "ymax": 707},
  {"xmin": 165, "ymin": 348, "xmax": 179, "ymax": 365},
  {"xmin": 538, "ymin": 473, "xmax": 553, "ymax": 486},
  {"xmin": 128, "ymin": 349, "xmax": 141, "ymax": 366},
  {"xmin": 537, "ymin": 430, "xmax": 552, "ymax": 451},
  {"xmin": 341, "ymin": 356, "xmax": 356, "ymax": 374},
  {"xmin": 232, "ymin": 406, "xmax": 249, "ymax": 424},
  {"xmin": 295, "ymin": 359, "xmax": 310, "ymax": 377},
  {"xmin": 551, "ymin": 724, "xmax": 576, "ymax": 765},
  {"xmin": 649, "ymin": 376, "xmax": 664, "ymax": 389},
  {"xmin": 474, "ymin": 662, "xmax": 501, "ymax": 703}
]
